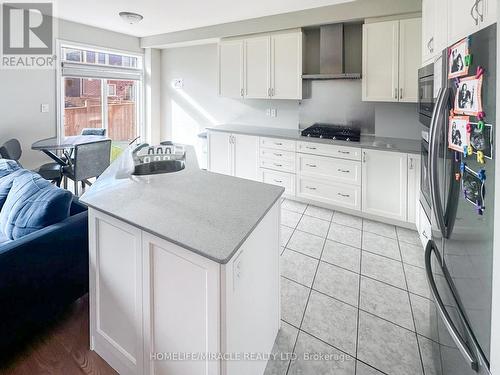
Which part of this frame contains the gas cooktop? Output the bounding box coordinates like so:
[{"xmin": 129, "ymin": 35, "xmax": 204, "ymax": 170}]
[{"xmin": 301, "ymin": 124, "xmax": 361, "ymax": 142}]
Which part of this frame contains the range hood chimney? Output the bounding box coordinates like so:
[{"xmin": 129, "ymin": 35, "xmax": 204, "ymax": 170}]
[{"xmin": 303, "ymin": 24, "xmax": 362, "ymax": 80}]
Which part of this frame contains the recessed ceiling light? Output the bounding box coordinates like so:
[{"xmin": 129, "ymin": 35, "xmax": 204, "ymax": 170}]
[{"xmin": 119, "ymin": 11, "xmax": 143, "ymax": 24}]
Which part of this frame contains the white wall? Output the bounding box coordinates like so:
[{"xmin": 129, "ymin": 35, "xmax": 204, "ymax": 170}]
[
  {"xmin": 0, "ymin": 19, "xmax": 142, "ymax": 169},
  {"xmin": 160, "ymin": 43, "xmax": 422, "ymax": 144}
]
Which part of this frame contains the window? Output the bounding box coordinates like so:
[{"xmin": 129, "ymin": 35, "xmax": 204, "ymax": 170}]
[{"xmin": 59, "ymin": 43, "xmax": 143, "ymax": 144}]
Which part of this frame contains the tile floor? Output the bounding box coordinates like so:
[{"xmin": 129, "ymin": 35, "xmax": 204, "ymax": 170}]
[{"xmin": 265, "ymin": 198, "xmax": 438, "ymax": 375}]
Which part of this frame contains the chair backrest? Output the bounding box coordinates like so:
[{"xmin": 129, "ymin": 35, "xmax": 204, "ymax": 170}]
[
  {"xmin": 0, "ymin": 139, "xmax": 22, "ymax": 162},
  {"xmin": 81, "ymin": 128, "xmax": 106, "ymax": 136},
  {"xmin": 73, "ymin": 140, "xmax": 111, "ymax": 181}
]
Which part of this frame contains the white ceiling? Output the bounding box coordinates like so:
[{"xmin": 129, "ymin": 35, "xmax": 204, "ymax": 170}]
[{"xmin": 56, "ymin": 0, "xmax": 354, "ymax": 38}]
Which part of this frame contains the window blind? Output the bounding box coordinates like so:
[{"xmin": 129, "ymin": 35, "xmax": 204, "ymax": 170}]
[{"xmin": 61, "ymin": 61, "xmax": 142, "ymax": 81}]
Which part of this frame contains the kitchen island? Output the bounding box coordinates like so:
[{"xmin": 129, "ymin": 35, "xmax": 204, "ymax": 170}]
[{"xmin": 80, "ymin": 145, "xmax": 284, "ymax": 375}]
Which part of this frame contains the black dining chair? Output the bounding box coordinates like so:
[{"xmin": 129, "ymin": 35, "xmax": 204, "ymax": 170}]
[
  {"xmin": 81, "ymin": 128, "xmax": 106, "ymax": 136},
  {"xmin": 62, "ymin": 140, "xmax": 111, "ymax": 196},
  {"xmin": 0, "ymin": 138, "xmax": 63, "ymax": 186}
]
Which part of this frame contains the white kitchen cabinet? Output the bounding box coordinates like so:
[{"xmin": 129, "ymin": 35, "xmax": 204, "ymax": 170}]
[
  {"xmin": 297, "ymin": 176, "xmax": 361, "ymax": 211},
  {"xmin": 208, "ymin": 131, "xmax": 259, "ymax": 181},
  {"xmin": 362, "ymin": 20, "xmax": 400, "ymax": 102},
  {"xmin": 218, "ymin": 40, "xmax": 244, "ymax": 98},
  {"xmin": 89, "ymin": 202, "xmax": 280, "ymax": 375},
  {"xmin": 362, "ymin": 149, "xmax": 408, "ymax": 221},
  {"xmin": 89, "ymin": 211, "xmax": 144, "ymax": 375},
  {"xmin": 245, "ymin": 35, "xmax": 271, "ymax": 99},
  {"xmin": 270, "ymin": 31, "xmax": 303, "ymax": 99},
  {"xmin": 399, "ymin": 18, "xmax": 422, "ymax": 102},
  {"xmin": 407, "ymin": 154, "xmax": 421, "ymax": 224},
  {"xmin": 362, "ymin": 18, "xmax": 421, "ymax": 103},
  {"xmin": 208, "ymin": 131, "xmax": 232, "ymax": 175},
  {"xmin": 233, "ymin": 133, "xmax": 259, "ymax": 180},
  {"xmin": 448, "ymin": 0, "xmax": 497, "ymax": 44},
  {"xmin": 422, "ymin": 0, "xmax": 448, "ymax": 65},
  {"xmin": 218, "ymin": 30, "xmax": 302, "ymax": 100}
]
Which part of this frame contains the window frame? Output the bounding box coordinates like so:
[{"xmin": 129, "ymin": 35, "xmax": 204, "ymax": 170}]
[{"xmin": 56, "ymin": 39, "xmax": 145, "ymax": 143}]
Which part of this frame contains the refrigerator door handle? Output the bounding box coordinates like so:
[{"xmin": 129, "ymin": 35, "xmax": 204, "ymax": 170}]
[
  {"xmin": 429, "ymin": 87, "xmax": 450, "ymax": 238},
  {"xmin": 425, "ymin": 241, "xmax": 479, "ymax": 371}
]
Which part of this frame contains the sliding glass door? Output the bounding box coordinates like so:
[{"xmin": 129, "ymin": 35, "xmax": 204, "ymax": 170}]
[{"xmin": 59, "ymin": 44, "xmax": 143, "ymax": 146}]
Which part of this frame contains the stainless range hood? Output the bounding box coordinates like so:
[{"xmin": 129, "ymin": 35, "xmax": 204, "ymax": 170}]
[{"xmin": 302, "ymin": 24, "xmax": 362, "ymax": 80}]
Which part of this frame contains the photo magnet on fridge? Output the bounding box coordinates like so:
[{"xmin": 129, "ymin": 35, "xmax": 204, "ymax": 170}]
[
  {"xmin": 469, "ymin": 123, "xmax": 493, "ymax": 159},
  {"xmin": 448, "ymin": 116, "xmax": 470, "ymax": 152},
  {"xmin": 462, "ymin": 166, "xmax": 485, "ymax": 209},
  {"xmin": 449, "ymin": 38, "xmax": 469, "ymax": 79},
  {"xmin": 454, "ymin": 75, "xmax": 483, "ymax": 116}
]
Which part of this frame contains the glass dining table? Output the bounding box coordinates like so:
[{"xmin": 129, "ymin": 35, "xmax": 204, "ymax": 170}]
[{"xmin": 31, "ymin": 135, "xmax": 108, "ymax": 166}]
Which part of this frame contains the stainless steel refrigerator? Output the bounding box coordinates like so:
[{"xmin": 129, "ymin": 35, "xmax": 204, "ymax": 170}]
[{"xmin": 424, "ymin": 24, "xmax": 496, "ymax": 375}]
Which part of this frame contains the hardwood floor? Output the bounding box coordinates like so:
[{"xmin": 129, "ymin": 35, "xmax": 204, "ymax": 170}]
[{"xmin": 1, "ymin": 295, "xmax": 116, "ymax": 375}]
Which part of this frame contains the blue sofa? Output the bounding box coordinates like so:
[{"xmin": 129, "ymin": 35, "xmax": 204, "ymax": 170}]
[{"xmin": 0, "ymin": 161, "xmax": 89, "ymax": 358}]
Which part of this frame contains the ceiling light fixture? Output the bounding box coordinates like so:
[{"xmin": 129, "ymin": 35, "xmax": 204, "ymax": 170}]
[{"xmin": 119, "ymin": 11, "xmax": 143, "ymax": 24}]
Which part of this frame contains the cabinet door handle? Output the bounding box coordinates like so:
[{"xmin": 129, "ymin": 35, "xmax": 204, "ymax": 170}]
[
  {"xmin": 273, "ymin": 163, "xmax": 283, "ymax": 167},
  {"xmin": 337, "ymin": 169, "xmax": 350, "ymax": 173},
  {"xmin": 306, "ymin": 163, "xmax": 317, "ymax": 168},
  {"xmin": 273, "ymin": 152, "xmax": 283, "ymax": 157},
  {"xmin": 337, "ymin": 193, "xmax": 350, "ymax": 198},
  {"xmin": 241, "ymin": 88, "xmax": 244, "ymax": 97},
  {"xmin": 362, "ymin": 152, "xmax": 367, "ymax": 163},
  {"xmin": 429, "ymin": 37, "xmax": 434, "ymax": 53},
  {"xmin": 268, "ymin": 88, "xmax": 271, "ymax": 97},
  {"xmin": 422, "ymin": 230, "xmax": 428, "ymax": 239},
  {"xmin": 273, "ymin": 179, "xmax": 283, "ymax": 183},
  {"xmin": 395, "ymin": 88, "xmax": 398, "ymax": 100},
  {"xmin": 306, "ymin": 146, "xmax": 317, "ymax": 150},
  {"xmin": 470, "ymin": 0, "xmax": 479, "ymax": 25},
  {"xmin": 305, "ymin": 186, "xmax": 317, "ymax": 191},
  {"xmin": 274, "ymin": 142, "xmax": 283, "ymax": 146},
  {"xmin": 409, "ymin": 158, "xmax": 414, "ymax": 170},
  {"xmin": 400, "ymin": 88, "xmax": 403, "ymax": 100},
  {"xmin": 476, "ymin": 0, "xmax": 484, "ymax": 22},
  {"xmin": 338, "ymin": 150, "xmax": 350, "ymax": 154}
]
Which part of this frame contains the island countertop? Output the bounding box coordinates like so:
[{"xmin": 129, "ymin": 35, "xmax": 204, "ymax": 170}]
[
  {"xmin": 206, "ymin": 124, "xmax": 421, "ymax": 154},
  {"xmin": 79, "ymin": 145, "xmax": 284, "ymax": 264}
]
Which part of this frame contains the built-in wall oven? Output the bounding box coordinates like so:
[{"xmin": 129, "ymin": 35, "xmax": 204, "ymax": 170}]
[{"xmin": 418, "ymin": 63, "xmax": 435, "ymax": 128}]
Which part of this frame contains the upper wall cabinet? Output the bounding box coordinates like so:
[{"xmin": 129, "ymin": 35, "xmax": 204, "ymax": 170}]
[
  {"xmin": 218, "ymin": 30, "xmax": 303, "ymax": 100},
  {"xmin": 219, "ymin": 40, "xmax": 244, "ymax": 98},
  {"xmin": 422, "ymin": 0, "xmax": 447, "ymax": 65},
  {"xmin": 362, "ymin": 18, "xmax": 422, "ymax": 103},
  {"xmin": 447, "ymin": 0, "xmax": 497, "ymax": 45}
]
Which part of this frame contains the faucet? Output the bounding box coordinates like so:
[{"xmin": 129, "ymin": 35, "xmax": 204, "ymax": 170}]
[{"xmin": 132, "ymin": 143, "xmax": 150, "ymax": 164}]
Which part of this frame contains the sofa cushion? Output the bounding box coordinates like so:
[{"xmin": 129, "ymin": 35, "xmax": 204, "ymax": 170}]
[
  {"xmin": 0, "ymin": 168, "xmax": 30, "ymax": 211},
  {"xmin": 0, "ymin": 159, "xmax": 20, "ymax": 178},
  {"xmin": 0, "ymin": 172, "xmax": 73, "ymax": 240}
]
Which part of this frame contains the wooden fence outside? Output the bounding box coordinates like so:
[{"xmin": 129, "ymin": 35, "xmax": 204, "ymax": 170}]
[{"xmin": 64, "ymin": 101, "xmax": 136, "ymax": 141}]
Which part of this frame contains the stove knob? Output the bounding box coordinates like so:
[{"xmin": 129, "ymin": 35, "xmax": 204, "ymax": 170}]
[
  {"xmin": 319, "ymin": 135, "xmax": 323, "ymax": 139},
  {"xmin": 332, "ymin": 136, "xmax": 336, "ymax": 140},
  {"xmin": 346, "ymin": 137, "xmax": 350, "ymax": 141}
]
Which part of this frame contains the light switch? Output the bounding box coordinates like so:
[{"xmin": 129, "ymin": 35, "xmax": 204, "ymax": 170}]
[
  {"xmin": 271, "ymin": 108, "xmax": 277, "ymax": 118},
  {"xmin": 40, "ymin": 104, "xmax": 49, "ymax": 113},
  {"xmin": 266, "ymin": 108, "xmax": 271, "ymax": 117},
  {"xmin": 172, "ymin": 79, "xmax": 184, "ymax": 89}
]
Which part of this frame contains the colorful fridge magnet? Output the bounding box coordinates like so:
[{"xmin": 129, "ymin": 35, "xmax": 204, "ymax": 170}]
[
  {"xmin": 462, "ymin": 166, "xmax": 485, "ymax": 211},
  {"xmin": 448, "ymin": 116, "xmax": 471, "ymax": 152},
  {"xmin": 469, "ymin": 122, "xmax": 493, "ymax": 159},
  {"xmin": 448, "ymin": 38, "xmax": 470, "ymax": 79},
  {"xmin": 454, "ymin": 75, "xmax": 483, "ymax": 116}
]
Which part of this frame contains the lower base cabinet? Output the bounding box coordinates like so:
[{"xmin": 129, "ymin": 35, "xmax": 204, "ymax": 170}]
[
  {"xmin": 89, "ymin": 204, "xmax": 280, "ymax": 375},
  {"xmin": 297, "ymin": 176, "xmax": 361, "ymax": 211},
  {"xmin": 260, "ymin": 168, "xmax": 296, "ymax": 196},
  {"xmin": 362, "ymin": 149, "xmax": 408, "ymax": 222}
]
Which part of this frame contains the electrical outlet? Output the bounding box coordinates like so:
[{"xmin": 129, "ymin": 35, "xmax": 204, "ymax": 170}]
[
  {"xmin": 266, "ymin": 108, "xmax": 271, "ymax": 116},
  {"xmin": 270, "ymin": 108, "xmax": 277, "ymax": 118},
  {"xmin": 40, "ymin": 104, "xmax": 49, "ymax": 113},
  {"xmin": 172, "ymin": 78, "xmax": 184, "ymax": 89}
]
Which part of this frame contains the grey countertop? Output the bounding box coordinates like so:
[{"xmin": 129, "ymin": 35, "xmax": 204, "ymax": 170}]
[
  {"xmin": 80, "ymin": 146, "xmax": 284, "ymax": 264},
  {"xmin": 206, "ymin": 124, "xmax": 421, "ymax": 154}
]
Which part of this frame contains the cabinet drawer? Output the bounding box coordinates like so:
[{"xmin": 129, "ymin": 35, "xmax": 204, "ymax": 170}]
[
  {"xmin": 260, "ymin": 148, "xmax": 295, "ymax": 163},
  {"xmin": 297, "ymin": 141, "xmax": 361, "ymax": 161},
  {"xmin": 297, "ymin": 154, "xmax": 361, "ymax": 186},
  {"xmin": 297, "ymin": 177, "xmax": 361, "ymax": 211},
  {"xmin": 260, "ymin": 137, "xmax": 296, "ymax": 151},
  {"xmin": 261, "ymin": 169, "xmax": 295, "ymax": 196},
  {"xmin": 260, "ymin": 158, "xmax": 295, "ymax": 173}
]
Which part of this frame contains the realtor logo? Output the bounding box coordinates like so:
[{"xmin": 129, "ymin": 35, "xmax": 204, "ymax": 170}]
[{"xmin": 2, "ymin": 2, "xmax": 53, "ymax": 54}]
